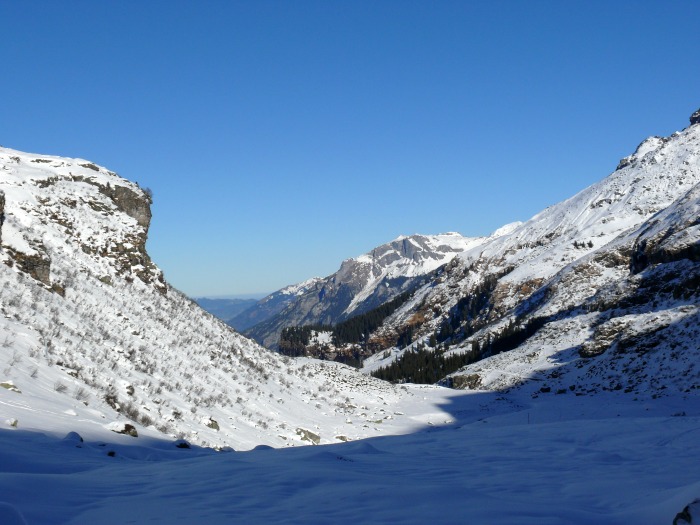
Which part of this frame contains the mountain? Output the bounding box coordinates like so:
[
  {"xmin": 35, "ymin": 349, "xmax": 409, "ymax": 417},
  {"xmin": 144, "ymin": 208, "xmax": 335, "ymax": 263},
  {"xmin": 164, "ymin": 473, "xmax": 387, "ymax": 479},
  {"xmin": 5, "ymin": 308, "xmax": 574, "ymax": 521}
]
[
  {"xmin": 0, "ymin": 146, "xmax": 455, "ymax": 451},
  {"xmin": 194, "ymin": 297, "xmax": 259, "ymax": 322},
  {"xmin": 362, "ymin": 108, "xmax": 700, "ymax": 394},
  {"xmin": 239, "ymin": 232, "xmax": 494, "ymax": 348}
]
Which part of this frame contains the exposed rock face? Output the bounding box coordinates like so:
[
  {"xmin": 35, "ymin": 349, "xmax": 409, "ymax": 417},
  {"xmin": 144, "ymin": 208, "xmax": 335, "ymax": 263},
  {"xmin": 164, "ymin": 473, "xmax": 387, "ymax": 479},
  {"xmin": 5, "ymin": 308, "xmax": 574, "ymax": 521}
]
[
  {"xmin": 5, "ymin": 247, "xmax": 51, "ymax": 286},
  {"xmin": 691, "ymin": 108, "xmax": 700, "ymax": 126},
  {"xmin": 0, "ymin": 191, "xmax": 4, "ymax": 245},
  {"xmin": 0, "ymin": 150, "xmax": 164, "ymax": 292},
  {"xmin": 98, "ymin": 183, "xmax": 152, "ymax": 229}
]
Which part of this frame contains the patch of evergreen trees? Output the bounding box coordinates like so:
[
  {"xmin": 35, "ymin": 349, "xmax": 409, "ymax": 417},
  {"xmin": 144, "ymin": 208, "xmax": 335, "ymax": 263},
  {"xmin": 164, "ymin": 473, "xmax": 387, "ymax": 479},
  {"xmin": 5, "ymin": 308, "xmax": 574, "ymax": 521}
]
[
  {"xmin": 279, "ymin": 324, "xmax": 332, "ymax": 357},
  {"xmin": 332, "ymin": 291, "xmax": 413, "ymax": 345},
  {"xmin": 434, "ymin": 274, "xmax": 500, "ymax": 345},
  {"xmin": 371, "ymin": 343, "xmax": 480, "ymax": 384},
  {"xmin": 487, "ymin": 317, "xmax": 547, "ymax": 355},
  {"xmin": 372, "ymin": 316, "xmax": 549, "ymax": 385}
]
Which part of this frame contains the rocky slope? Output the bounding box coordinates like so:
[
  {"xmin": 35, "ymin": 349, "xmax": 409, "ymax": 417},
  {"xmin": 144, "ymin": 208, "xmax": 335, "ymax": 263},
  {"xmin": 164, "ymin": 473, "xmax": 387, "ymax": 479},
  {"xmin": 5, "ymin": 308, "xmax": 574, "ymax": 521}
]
[
  {"xmin": 0, "ymin": 146, "xmax": 453, "ymax": 450},
  {"xmin": 240, "ymin": 232, "xmax": 495, "ymax": 348},
  {"xmin": 360, "ymin": 108, "xmax": 700, "ymax": 398}
]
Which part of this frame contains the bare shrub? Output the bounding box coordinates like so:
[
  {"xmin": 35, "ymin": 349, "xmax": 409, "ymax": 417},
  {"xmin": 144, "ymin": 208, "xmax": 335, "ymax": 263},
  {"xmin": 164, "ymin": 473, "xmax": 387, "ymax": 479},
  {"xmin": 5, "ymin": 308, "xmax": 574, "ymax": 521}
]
[{"xmin": 74, "ymin": 386, "xmax": 90, "ymax": 402}]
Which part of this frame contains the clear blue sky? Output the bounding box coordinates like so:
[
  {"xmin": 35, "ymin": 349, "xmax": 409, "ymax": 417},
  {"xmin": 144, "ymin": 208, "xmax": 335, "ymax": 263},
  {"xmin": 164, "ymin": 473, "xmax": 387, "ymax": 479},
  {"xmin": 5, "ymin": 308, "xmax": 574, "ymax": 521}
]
[{"xmin": 2, "ymin": 1, "xmax": 699, "ymax": 296}]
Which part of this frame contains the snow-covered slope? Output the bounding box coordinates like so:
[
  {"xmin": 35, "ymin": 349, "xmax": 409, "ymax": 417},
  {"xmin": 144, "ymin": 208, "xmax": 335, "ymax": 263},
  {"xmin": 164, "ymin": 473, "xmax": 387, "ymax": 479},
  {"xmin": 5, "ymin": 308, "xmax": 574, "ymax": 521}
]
[
  {"xmin": 364, "ymin": 108, "xmax": 700, "ymax": 396},
  {"xmin": 2, "ymin": 388, "xmax": 699, "ymax": 525},
  {"xmin": 243, "ymin": 232, "xmax": 488, "ymax": 348},
  {"xmin": 341, "ymin": 232, "xmax": 486, "ymax": 313},
  {"xmin": 0, "ymin": 146, "xmax": 453, "ymax": 450}
]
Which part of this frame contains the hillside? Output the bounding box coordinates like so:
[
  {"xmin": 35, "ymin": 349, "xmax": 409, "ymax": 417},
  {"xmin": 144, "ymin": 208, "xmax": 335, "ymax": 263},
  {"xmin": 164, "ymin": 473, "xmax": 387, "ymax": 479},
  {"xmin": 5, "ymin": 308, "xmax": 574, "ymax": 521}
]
[
  {"xmin": 1, "ymin": 112, "xmax": 700, "ymax": 525},
  {"xmin": 0, "ymin": 147, "xmax": 453, "ymax": 451},
  {"xmin": 227, "ymin": 277, "xmax": 322, "ymax": 332}
]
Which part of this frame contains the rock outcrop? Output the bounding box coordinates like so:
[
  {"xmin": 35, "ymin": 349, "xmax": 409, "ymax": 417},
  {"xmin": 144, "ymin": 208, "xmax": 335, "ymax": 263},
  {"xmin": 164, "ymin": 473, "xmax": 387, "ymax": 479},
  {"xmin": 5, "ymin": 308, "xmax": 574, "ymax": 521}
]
[
  {"xmin": 0, "ymin": 150, "xmax": 164, "ymax": 292},
  {"xmin": 5, "ymin": 247, "xmax": 51, "ymax": 286},
  {"xmin": 690, "ymin": 107, "xmax": 700, "ymax": 126},
  {"xmin": 0, "ymin": 145, "xmax": 427, "ymax": 452}
]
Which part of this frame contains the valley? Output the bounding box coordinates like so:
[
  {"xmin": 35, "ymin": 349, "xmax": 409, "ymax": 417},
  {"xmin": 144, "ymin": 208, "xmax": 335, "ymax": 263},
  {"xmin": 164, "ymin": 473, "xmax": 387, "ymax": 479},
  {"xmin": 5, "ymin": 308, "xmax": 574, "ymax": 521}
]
[{"xmin": 1, "ymin": 109, "xmax": 699, "ymax": 524}]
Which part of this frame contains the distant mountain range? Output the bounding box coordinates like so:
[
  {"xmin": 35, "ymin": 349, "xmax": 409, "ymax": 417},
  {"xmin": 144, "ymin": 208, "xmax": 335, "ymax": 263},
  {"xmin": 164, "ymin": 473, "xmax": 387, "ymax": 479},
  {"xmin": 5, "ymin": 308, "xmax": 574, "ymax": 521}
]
[{"xmin": 194, "ymin": 297, "xmax": 259, "ymax": 322}]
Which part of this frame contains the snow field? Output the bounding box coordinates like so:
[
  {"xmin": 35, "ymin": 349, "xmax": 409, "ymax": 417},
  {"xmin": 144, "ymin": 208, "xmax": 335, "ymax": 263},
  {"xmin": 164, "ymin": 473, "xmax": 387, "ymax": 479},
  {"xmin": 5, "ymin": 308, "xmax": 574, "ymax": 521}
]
[{"xmin": 0, "ymin": 389, "xmax": 698, "ymax": 524}]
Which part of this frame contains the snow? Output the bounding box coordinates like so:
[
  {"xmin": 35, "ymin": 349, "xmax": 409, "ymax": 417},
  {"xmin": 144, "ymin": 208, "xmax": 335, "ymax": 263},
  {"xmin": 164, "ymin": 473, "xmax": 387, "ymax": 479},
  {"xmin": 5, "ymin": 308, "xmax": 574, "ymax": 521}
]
[
  {"xmin": 455, "ymin": 122, "xmax": 700, "ymax": 292},
  {"xmin": 0, "ymin": 389, "xmax": 698, "ymax": 524},
  {"xmin": 488, "ymin": 221, "xmax": 523, "ymax": 238},
  {"xmin": 366, "ymin": 114, "xmax": 700, "ymax": 379},
  {"xmin": 277, "ymin": 277, "xmax": 323, "ymax": 296},
  {"xmin": 309, "ymin": 330, "xmax": 333, "ymax": 345}
]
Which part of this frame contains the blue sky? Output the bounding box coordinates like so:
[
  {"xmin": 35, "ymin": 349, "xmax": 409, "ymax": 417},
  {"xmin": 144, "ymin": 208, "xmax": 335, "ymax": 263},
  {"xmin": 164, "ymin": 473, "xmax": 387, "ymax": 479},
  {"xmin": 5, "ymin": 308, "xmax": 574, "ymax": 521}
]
[{"xmin": 2, "ymin": 1, "xmax": 699, "ymax": 296}]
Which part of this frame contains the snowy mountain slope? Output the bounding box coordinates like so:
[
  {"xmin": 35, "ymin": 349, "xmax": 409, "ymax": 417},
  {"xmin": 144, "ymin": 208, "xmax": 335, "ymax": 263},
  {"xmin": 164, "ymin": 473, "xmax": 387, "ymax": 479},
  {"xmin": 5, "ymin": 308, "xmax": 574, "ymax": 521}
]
[
  {"xmin": 456, "ymin": 178, "xmax": 700, "ymax": 394},
  {"xmin": 0, "ymin": 146, "xmax": 455, "ymax": 450},
  {"xmin": 2, "ymin": 114, "xmax": 700, "ymax": 525},
  {"xmin": 364, "ymin": 108, "xmax": 700, "ymax": 389},
  {"xmin": 243, "ymin": 232, "xmax": 487, "ymax": 348}
]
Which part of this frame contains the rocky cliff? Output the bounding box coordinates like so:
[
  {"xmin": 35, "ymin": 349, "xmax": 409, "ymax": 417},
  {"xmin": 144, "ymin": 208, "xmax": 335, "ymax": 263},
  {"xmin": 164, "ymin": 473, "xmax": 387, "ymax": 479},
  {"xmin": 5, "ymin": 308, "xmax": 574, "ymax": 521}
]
[{"xmin": 0, "ymin": 152, "xmax": 163, "ymax": 292}]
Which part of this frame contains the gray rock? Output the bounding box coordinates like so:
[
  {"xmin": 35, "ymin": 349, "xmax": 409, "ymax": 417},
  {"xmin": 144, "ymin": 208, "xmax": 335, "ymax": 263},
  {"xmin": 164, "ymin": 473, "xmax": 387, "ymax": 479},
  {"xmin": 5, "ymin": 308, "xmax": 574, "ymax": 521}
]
[{"xmin": 691, "ymin": 108, "xmax": 700, "ymax": 126}]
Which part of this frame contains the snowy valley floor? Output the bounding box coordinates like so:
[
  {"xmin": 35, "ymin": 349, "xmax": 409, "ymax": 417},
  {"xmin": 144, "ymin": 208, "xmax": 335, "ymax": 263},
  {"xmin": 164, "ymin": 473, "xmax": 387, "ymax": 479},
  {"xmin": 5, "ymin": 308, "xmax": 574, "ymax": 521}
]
[{"xmin": 1, "ymin": 387, "xmax": 699, "ymax": 525}]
